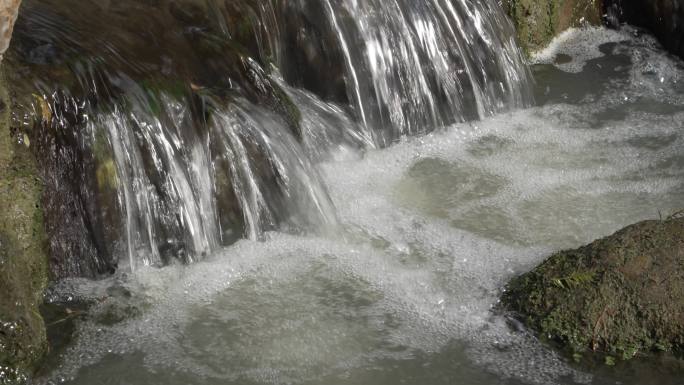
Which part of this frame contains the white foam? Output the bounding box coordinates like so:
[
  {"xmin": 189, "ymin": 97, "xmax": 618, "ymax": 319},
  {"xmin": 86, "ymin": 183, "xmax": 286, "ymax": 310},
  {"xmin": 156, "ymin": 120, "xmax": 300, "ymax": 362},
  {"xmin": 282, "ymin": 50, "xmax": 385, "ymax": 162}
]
[
  {"xmin": 533, "ymin": 27, "xmax": 625, "ymax": 73},
  {"xmin": 40, "ymin": 27, "xmax": 684, "ymax": 385}
]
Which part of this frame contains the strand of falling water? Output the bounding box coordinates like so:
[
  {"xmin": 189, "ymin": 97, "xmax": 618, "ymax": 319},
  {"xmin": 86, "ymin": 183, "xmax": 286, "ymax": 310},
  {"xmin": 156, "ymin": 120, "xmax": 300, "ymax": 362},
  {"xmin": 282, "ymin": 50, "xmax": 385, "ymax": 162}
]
[
  {"xmin": 212, "ymin": 111, "xmax": 274, "ymax": 241},
  {"xmin": 104, "ymin": 95, "xmax": 222, "ymax": 271},
  {"xmin": 133, "ymin": 97, "xmax": 219, "ymax": 259},
  {"xmin": 308, "ymin": 0, "xmax": 533, "ymax": 140},
  {"xmin": 358, "ymin": 0, "xmax": 442, "ymax": 135},
  {"xmin": 446, "ymin": 0, "xmax": 532, "ymax": 111},
  {"xmin": 190, "ymin": 131, "xmax": 222, "ymax": 251},
  {"xmin": 102, "ymin": 108, "xmax": 161, "ymax": 272},
  {"xmin": 321, "ymin": 0, "xmax": 371, "ymax": 134},
  {"xmin": 93, "ymin": 86, "xmax": 342, "ymax": 271},
  {"xmin": 432, "ymin": 0, "xmax": 487, "ymax": 118},
  {"xmin": 257, "ymin": 121, "xmax": 340, "ymax": 230},
  {"xmin": 320, "ymin": 0, "xmax": 460, "ymax": 139},
  {"xmin": 258, "ymin": 0, "xmax": 283, "ymax": 69},
  {"xmin": 212, "ymin": 103, "xmax": 340, "ymax": 240}
]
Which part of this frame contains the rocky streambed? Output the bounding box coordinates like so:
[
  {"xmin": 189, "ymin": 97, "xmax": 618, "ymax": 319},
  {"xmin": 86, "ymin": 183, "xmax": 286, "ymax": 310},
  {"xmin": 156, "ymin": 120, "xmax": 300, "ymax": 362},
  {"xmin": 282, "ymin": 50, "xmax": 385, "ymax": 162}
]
[{"xmin": 0, "ymin": 0, "xmax": 684, "ymax": 384}]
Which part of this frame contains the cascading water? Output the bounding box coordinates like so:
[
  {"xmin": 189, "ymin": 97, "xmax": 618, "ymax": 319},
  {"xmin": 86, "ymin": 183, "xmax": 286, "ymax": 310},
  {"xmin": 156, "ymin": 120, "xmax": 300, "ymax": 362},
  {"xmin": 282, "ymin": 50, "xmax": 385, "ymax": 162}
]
[
  {"xmin": 95, "ymin": 89, "xmax": 338, "ymax": 272},
  {"xmin": 8, "ymin": 0, "xmax": 532, "ymax": 277},
  {"xmin": 4, "ymin": 1, "xmax": 684, "ymax": 385},
  {"xmin": 274, "ymin": 0, "xmax": 533, "ymax": 144}
]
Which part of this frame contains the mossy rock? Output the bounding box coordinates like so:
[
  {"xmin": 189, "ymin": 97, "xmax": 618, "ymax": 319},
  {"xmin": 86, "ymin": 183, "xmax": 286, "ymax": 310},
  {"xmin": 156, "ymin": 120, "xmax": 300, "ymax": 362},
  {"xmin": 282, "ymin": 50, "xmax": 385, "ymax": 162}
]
[
  {"xmin": 503, "ymin": 0, "xmax": 604, "ymax": 54},
  {"xmin": 6, "ymin": 0, "xmax": 305, "ymax": 278},
  {"xmin": 0, "ymin": 63, "xmax": 48, "ymax": 379},
  {"xmin": 502, "ymin": 216, "xmax": 684, "ymax": 361}
]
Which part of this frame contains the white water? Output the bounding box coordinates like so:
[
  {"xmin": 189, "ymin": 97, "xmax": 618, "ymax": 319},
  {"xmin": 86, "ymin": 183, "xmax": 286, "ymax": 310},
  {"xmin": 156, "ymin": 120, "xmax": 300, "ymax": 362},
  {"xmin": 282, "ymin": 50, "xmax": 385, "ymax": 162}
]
[
  {"xmin": 40, "ymin": 27, "xmax": 684, "ymax": 385},
  {"xmin": 91, "ymin": 93, "xmax": 339, "ymax": 271},
  {"xmin": 274, "ymin": 0, "xmax": 532, "ymax": 143},
  {"xmin": 16, "ymin": 0, "xmax": 534, "ymax": 277}
]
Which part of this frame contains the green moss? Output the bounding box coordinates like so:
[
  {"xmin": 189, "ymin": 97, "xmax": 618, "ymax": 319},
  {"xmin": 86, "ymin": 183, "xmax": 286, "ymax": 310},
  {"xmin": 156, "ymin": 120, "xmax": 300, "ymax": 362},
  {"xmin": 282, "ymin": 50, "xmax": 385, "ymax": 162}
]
[
  {"xmin": 504, "ymin": 0, "xmax": 604, "ymax": 55},
  {"xmin": 268, "ymin": 81, "xmax": 302, "ymax": 138},
  {"xmin": 0, "ymin": 64, "xmax": 49, "ymax": 378},
  {"xmin": 502, "ymin": 217, "xmax": 684, "ymax": 362}
]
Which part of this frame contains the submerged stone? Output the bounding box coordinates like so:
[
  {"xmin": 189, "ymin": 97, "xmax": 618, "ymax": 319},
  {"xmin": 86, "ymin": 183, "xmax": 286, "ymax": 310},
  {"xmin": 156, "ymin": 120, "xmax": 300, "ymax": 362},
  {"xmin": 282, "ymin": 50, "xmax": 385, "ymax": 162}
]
[{"xmin": 502, "ymin": 216, "xmax": 684, "ymax": 361}]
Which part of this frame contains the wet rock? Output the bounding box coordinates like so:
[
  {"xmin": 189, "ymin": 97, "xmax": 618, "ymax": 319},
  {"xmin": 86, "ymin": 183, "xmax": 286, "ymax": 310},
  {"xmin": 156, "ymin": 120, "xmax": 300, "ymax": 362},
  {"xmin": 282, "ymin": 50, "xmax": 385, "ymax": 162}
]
[
  {"xmin": 88, "ymin": 285, "xmax": 147, "ymax": 326},
  {"xmin": 605, "ymin": 0, "xmax": 684, "ymax": 59},
  {"xmin": 503, "ymin": 0, "xmax": 603, "ymax": 54},
  {"xmin": 275, "ymin": 0, "xmax": 349, "ymax": 104},
  {"xmin": 0, "ymin": 62, "xmax": 48, "ymax": 377},
  {"xmin": 4, "ymin": 0, "xmax": 308, "ymax": 278},
  {"xmin": 502, "ymin": 216, "xmax": 684, "ymax": 361},
  {"xmin": 0, "ymin": 0, "xmax": 21, "ymax": 62}
]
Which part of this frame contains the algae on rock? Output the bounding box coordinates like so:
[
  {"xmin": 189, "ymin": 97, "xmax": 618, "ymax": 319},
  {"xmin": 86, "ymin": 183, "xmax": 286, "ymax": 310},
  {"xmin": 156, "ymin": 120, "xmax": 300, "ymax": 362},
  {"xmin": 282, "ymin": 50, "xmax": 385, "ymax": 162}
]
[
  {"xmin": 502, "ymin": 217, "xmax": 684, "ymax": 361},
  {"xmin": 503, "ymin": 0, "xmax": 603, "ymax": 54},
  {"xmin": 0, "ymin": 64, "xmax": 48, "ymax": 378}
]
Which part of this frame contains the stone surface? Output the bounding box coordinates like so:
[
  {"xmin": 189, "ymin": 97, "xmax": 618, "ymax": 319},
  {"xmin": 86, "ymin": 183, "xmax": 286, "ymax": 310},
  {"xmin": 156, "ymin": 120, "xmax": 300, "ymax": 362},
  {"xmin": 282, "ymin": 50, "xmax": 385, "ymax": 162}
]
[
  {"xmin": 502, "ymin": 216, "xmax": 684, "ymax": 361},
  {"xmin": 0, "ymin": 0, "xmax": 20, "ymax": 62},
  {"xmin": 504, "ymin": 0, "xmax": 603, "ymax": 54},
  {"xmin": 605, "ymin": 0, "xmax": 684, "ymax": 59},
  {"xmin": 7, "ymin": 0, "xmax": 305, "ymax": 278},
  {"xmin": 276, "ymin": 0, "xmax": 349, "ymax": 104},
  {"xmin": 0, "ymin": 63, "xmax": 48, "ymax": 377}
]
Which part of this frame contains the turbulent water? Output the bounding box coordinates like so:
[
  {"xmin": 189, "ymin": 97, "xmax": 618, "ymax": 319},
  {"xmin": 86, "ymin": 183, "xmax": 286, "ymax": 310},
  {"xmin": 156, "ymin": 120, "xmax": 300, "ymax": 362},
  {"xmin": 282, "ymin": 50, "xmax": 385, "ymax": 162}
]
[
  {"xmin": 30, "ymin": 25, "xmax": 684, "ymax": 385},
  {"xmin": 7, "ymin": 0, "xmax": 532, "ymax": 278},
  {"xmin": 3, "ymin": 0, "xmax": 684, "ymax": 384},
  {"xmin": 274, "ymin": 0, "xmax": 532, "ymax": 142}
]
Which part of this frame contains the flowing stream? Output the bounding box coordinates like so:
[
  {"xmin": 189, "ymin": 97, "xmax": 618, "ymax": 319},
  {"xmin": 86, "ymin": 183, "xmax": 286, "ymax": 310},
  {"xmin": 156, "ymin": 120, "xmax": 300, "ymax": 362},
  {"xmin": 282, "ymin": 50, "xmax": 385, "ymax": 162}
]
[
  {"xmin": 4, "ymin": 0, "xmax": 684, "ymax": 384},
  {"xmin": 9, "ymin": 0, "xmax": 531, "ymax": 277}
]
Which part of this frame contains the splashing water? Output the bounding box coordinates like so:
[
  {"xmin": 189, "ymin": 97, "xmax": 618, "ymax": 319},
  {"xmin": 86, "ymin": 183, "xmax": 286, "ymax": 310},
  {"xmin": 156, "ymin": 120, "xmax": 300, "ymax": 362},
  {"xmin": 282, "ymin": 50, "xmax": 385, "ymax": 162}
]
[
  {"xmin": 32, "ymin": 25, "xmax": 684, "ymax": 385},
  {"xmin": 3, "ymin": 0, "xmax": 683, "ymax": 383},
  {"xmin": 7, "ymin": 0, "xmax": 533, "ymax": 276},
  {"xmin": 275, "ymin": 0, "xmax": 533, "ymax": 144},
  {"xmin": 96, "ymin": 89, "xmax": 339, "ymax": 272}
]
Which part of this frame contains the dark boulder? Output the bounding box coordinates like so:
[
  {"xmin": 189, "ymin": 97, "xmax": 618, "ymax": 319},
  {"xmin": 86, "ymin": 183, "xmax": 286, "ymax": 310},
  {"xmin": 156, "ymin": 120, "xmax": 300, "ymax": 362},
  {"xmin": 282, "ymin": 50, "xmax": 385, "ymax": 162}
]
[{"xmin": 502, "ymin": 216, "xmax": 684, "ymax": 361}]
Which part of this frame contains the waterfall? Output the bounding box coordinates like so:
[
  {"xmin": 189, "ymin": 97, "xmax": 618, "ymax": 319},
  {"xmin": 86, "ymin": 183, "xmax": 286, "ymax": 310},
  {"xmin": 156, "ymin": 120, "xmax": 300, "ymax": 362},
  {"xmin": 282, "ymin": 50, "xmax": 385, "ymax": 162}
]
[
  {"xmin": 9, "ymin": 0, "xmax": 533, "ymax": 277},
  {"xmin": 38, "ymin": 85, "xmax": 340, "ymax": 274},
  {"xmin": 274, "ymin": 0, "xmax": 533, "ymax": 144}
]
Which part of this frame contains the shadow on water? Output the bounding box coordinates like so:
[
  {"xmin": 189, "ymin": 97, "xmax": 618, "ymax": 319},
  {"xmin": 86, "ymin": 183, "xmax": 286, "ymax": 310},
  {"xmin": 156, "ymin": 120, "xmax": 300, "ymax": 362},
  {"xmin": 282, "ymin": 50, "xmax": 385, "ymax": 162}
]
[
  {"xmin": 532, "ymin": 43, "xmax": 632, "ymax": 106},
  {"xmin": 533, "ymin": 37, "xmax": 684, "ymax": 125}
]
